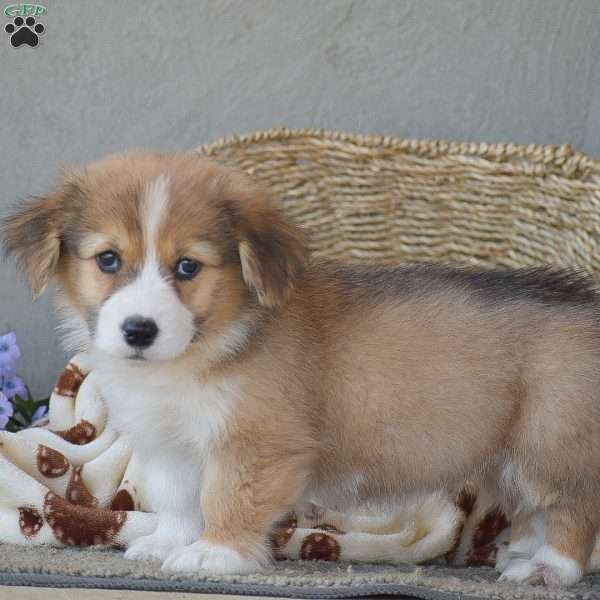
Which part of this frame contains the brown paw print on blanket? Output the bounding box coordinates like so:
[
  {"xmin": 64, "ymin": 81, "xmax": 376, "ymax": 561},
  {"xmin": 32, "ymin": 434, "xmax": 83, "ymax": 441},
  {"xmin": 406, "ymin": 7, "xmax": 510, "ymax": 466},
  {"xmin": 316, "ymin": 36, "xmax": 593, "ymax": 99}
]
[
  {"xmin": 18, "ymin": 506, "xmax": 43, "ymax": 538},
  {"xmin": 37, "ymin": 445, "xmax": 69, "ymax": 478},
  {"xmin": 55, "ymin": 420, "xmax": 97, "ymax": 445},
  {"xmin": 300, "ymin": 532, "xmax": 341, "ymax": 561},
  {"xmin": 53, "ymin": 362, "xmax": 86, "ymax": 398},
  {"xmin": 44, "ymin": 491, "xmax": 127, "ymax": 547}
]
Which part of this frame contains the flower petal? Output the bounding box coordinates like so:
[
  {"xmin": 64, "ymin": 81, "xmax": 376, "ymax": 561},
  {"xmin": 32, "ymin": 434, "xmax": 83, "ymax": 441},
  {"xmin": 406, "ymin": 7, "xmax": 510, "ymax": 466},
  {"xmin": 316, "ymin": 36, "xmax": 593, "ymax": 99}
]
[
  {"xmin": 0, "ymin": 392, "xmax": 14, "ymax": 417},
  {"xmin": 2, "ymin": 375, "xmax": 28, "ymax": 400},
  {"xmin": 32, "ymin": 405, "xmax": 48, "ymax": 422}
]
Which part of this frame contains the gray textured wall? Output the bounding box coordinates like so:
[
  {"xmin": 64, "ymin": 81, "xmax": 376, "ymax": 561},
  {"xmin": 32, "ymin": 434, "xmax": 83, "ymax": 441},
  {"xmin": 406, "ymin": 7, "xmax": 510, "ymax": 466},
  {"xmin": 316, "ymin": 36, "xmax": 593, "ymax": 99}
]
[{"xmin": 2, "ymin": 0, "xmax": 600, "ymax": 396}]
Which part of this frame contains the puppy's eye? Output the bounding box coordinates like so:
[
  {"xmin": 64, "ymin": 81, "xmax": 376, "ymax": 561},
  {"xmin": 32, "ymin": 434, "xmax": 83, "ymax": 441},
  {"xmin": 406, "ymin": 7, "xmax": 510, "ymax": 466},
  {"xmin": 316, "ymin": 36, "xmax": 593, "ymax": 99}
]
[
  {"xmin": 175, "ymin": 258, "xmax": 202, "ymax": 280},
  {"xmin": 96, "ymin": 250, "xmax": 121, "ymax": 274}
]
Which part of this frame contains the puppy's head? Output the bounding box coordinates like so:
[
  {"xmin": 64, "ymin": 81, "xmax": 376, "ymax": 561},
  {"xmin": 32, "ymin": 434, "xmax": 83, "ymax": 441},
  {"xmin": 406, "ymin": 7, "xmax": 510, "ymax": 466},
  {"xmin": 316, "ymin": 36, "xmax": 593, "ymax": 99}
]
[{"xmin": 2, "ymin": 152, "xmax": 306, "ymax": 362}]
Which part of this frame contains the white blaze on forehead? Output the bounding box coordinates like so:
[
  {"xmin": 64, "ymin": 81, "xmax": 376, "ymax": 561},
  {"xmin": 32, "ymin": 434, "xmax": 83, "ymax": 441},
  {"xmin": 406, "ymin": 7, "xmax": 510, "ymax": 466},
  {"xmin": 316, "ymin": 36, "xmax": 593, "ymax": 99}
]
[
  {"xmin": 94, "ymin": 173, "xmax": 195, "ymax": 361},
  {"xmin": 142, "ymin": 174, "xmax": 171, "ymax": 262}
]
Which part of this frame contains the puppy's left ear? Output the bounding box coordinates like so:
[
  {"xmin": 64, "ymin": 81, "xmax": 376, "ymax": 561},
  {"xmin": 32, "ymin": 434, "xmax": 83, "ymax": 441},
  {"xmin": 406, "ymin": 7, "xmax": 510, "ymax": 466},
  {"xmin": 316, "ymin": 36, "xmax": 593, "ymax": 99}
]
[
  {"xmin": 2, "ymin": 189, "xmax": 68, "ymax": 296},
  {"xmin": 227, "ymin": 178, "xmax": 307, "ymax": 308}
]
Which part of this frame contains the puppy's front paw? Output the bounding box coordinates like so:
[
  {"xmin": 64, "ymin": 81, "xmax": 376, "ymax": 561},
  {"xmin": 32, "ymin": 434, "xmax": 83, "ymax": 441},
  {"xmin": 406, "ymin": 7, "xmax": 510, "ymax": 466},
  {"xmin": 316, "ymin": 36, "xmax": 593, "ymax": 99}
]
[
  {"xmin": 162, "ymin": 540, "xmax": 268, "ymax": 574},
  {"xmin": 125, "ymin": 534, "xmax": 181, "ymax": 562}
]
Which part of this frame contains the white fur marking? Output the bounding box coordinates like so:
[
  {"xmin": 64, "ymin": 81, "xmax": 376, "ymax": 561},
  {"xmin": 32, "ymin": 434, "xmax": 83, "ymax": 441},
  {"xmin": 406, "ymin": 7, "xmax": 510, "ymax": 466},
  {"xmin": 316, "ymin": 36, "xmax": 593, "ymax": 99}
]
[{"xmin": 142, "ymin": 174, "xmax": 171, "ymax": 262}]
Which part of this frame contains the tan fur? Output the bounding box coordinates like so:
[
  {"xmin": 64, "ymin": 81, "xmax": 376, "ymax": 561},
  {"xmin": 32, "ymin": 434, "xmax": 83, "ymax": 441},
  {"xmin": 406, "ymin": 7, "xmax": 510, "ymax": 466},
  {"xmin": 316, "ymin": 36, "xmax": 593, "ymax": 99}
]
[{"xmin": 3, "ymin": 151, "xmax": 600, "ymax": 583}]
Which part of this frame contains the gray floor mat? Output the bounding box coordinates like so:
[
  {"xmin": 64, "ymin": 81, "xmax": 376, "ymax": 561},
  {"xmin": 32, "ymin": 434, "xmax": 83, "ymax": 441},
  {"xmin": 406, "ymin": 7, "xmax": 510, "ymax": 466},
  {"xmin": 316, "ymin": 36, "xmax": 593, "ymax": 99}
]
[{"xmin": 0, "ymin": 544, "xmax": 598, "ymax": 599}]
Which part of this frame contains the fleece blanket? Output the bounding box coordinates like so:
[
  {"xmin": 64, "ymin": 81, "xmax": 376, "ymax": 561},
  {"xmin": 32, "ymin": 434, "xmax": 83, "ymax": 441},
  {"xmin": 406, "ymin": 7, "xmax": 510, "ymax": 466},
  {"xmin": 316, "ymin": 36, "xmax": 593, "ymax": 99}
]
[{"xmin": 1, "ymin": 354, "xmax": 599, "ymax": 572}]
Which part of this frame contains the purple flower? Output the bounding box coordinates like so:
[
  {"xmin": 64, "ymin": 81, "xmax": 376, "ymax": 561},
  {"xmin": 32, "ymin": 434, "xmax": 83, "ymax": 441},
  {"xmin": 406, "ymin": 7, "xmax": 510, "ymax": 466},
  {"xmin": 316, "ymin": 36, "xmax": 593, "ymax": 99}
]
[
  {"xmin": 0, "ymin": 332, "xmax": 20, "ymax": 371},
  {"xmin": 0, "ymin": 392, "xmax": 14, "ymax": 429},
  {"xmin": 1, "ymin": 373, "xmax": 28, "ymax": 400},
  {"xmin": 1, "ymin": 365, "xmax": 16, "ymax": 380},
  {"xmin": 31, "ymin": 405, "xmax": 48, "ymax": 423}
]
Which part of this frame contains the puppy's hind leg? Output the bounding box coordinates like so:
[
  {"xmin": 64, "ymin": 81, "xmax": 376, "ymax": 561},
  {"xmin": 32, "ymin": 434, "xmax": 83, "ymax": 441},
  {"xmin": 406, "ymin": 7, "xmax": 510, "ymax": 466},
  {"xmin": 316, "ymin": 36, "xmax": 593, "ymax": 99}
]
[
  {"xmin": 533, "ymin": 501, "xmax": 597, "ymax": 587},
  {"xmin": 498, "ymin": 332, "xmax": 600, "ymax": 586}
]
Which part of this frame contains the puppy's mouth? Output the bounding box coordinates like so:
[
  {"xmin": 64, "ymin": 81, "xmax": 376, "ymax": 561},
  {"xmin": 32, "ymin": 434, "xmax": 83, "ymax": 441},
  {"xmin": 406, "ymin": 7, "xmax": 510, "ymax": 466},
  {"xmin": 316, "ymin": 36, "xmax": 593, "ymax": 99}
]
[{"xmin": 128, "ymin": 349, "xmax": 147, "ymax": 361}]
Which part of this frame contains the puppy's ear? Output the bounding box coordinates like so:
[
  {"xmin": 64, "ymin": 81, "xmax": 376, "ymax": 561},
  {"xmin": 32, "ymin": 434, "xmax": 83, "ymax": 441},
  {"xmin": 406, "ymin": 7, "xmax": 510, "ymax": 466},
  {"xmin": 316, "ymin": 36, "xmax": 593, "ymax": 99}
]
[
  {"xmin": 225, "ymin": 177, "xmax": 307, "ymax": 308},
  {"xmin": 2, "ymin": 175, "xmax": 79, "ymax": 296}
]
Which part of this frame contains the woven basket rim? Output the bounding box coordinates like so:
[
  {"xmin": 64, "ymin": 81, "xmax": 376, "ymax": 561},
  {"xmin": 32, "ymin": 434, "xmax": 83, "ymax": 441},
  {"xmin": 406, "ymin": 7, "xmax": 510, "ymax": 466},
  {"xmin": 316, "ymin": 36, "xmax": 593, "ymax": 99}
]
[{"xmin": 197, "ymin": 127, "xmax": 600, "ymax": 179}]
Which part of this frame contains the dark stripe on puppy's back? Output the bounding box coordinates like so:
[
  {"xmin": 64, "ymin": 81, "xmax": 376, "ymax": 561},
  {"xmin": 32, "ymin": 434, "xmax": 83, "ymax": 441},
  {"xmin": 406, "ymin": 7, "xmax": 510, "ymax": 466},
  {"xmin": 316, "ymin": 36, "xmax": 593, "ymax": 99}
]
[
  {"xmin": 323, "ymin": 263, "xmax": 599, "ymax": 308},
  {"xmin": 459, "ymin": 267, "xmax": 597, "ymax": 305}
]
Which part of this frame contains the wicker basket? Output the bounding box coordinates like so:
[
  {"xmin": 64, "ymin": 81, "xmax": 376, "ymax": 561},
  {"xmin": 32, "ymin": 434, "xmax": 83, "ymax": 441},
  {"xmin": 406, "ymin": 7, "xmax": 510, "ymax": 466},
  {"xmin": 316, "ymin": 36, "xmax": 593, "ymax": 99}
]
[{"xmin": 198, "ymin": 128, "xmax": 600, "ymax": 277}]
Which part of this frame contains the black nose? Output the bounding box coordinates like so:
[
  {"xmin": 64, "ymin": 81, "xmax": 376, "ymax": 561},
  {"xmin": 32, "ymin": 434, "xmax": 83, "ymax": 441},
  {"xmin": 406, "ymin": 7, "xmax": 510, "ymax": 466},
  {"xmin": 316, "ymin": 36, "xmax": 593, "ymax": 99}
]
[{"xmin": 121, "ymin": 316, "xmax": 158, "ymax": 349}]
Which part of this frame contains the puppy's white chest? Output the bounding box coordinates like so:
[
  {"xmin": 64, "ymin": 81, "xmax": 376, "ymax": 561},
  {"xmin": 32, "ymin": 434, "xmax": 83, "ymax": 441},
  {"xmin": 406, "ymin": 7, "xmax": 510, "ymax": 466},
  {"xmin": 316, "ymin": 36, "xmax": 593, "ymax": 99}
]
[{"xmin": 97, "ymin": 361, "xmax": 236, "ymax": 458}]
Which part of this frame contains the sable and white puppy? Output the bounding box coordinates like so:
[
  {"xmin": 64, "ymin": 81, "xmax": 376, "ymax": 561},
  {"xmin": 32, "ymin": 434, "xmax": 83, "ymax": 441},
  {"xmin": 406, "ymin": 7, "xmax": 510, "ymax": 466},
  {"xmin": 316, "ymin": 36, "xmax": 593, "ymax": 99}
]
[{"xmin": 3, "ymin": 151, "xmax": 600, "ymax": 587}]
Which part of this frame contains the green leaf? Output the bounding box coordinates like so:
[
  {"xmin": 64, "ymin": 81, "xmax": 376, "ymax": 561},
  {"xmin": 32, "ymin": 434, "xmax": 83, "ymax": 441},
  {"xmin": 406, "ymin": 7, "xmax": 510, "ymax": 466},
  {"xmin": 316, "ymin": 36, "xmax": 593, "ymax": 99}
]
[
  {"xmin": 5, "ymin": 419, "xmax": 21, "ymax": 433},
  {"xmin": 11, "ymin": 412, "xmax": 28, "ymax": 427}
]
